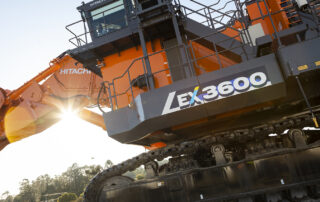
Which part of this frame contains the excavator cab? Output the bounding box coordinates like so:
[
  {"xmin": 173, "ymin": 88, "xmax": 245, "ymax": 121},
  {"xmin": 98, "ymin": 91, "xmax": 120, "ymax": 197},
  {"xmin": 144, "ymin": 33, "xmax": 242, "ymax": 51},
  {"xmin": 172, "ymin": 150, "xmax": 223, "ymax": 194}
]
[
  {"xmin": 77, "ymin": 0, "xmax": 164, "ymax": 40},
  {"xmin": 78, "ymin": 0, "xmax": 129, "ymax": 39}
]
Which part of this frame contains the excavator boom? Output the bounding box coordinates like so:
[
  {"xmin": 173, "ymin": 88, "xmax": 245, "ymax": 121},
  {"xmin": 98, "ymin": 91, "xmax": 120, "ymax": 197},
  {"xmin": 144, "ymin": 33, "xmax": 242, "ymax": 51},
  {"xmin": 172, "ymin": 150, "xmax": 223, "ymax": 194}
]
[{"xmin": 0, "ymin": 54, "xmax": 106, "ymax": 151}]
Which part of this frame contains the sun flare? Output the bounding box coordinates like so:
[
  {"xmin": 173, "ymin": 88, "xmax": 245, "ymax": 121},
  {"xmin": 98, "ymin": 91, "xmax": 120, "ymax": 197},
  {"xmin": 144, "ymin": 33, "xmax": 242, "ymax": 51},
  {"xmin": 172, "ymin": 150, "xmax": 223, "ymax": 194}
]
[{"xmin": 60, "ymin": 108, "xmax": 79, "ymax": 123}]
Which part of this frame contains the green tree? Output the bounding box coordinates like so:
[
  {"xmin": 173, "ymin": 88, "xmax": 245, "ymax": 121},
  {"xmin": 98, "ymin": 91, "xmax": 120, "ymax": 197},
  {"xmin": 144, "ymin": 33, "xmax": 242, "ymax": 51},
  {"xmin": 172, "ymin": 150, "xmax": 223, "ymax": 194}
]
[
  {"xmin": 15, "ymin": 179, "xmax": 36, "ymax": 202},
  {"xmin": 61, "ymin": 163, "xmax": 88, "ymax": 195},
  {"xmin": 57, "ymin": 193, "xmax": 77, "ymax": 202},
  {"xmin": 84, "ymin": 165, "xmax": 102, "ymax": 178},
  {"xmin": 1, "ymin": 191, "xmax": 9, "ymax": 199},
  {"xmin": 12, "ymin": 195, "xmax": 22, "ymax": 202},
  {"xmin": 0, "ymin": 191, "xmax": 13, "ymax": 202},
  {"xmin": 1, "ymin": 191, "xmax": 9, "ymax": 201},
  {"xmin": 9, "ymin": 162, "xmax": 109, "ymax": 201}
]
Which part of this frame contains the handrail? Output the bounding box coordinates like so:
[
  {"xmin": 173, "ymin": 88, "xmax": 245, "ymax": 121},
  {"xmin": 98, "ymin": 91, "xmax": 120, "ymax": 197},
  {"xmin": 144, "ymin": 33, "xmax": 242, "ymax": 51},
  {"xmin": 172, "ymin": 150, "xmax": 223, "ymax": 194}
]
[
  {"xmin": 83, "ymin": 0, "xmax": 303, "ymax": 112},
  {"xmin": 68, "ymin": 16, "xmax": 129, "ymax": 46},
  {"xmin": 100, "ymin": 30, "xmax": 251, "ymax": 111},
  {"xmin": 98, "ymin": 43, "xmax": 192, "ymax": 111},
  {"xmin": 66, "ymin": 2, "xmax": 126, "ymax": 47},
  {"xmin": 180, "ymin": 5, "xmax": 247, "ymax": 39},
  {"xmin": 181, "ymin": 0, "xmax": 238, "ymax": 21}
]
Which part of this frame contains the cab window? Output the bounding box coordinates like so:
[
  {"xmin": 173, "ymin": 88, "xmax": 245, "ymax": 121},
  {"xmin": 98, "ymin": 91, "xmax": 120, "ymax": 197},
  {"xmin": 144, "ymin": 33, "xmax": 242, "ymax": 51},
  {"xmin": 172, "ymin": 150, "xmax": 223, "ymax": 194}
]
[{"xmin": 90, "ymin": 0, "xmax": 127, "ymax": 37}]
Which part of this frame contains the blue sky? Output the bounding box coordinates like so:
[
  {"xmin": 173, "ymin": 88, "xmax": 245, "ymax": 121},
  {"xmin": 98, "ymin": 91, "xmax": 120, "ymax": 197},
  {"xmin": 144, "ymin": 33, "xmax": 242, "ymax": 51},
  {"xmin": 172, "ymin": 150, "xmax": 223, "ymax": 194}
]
[{"xmin": 0, "ymin": 0, "xmax": 82, "ymax": 89}]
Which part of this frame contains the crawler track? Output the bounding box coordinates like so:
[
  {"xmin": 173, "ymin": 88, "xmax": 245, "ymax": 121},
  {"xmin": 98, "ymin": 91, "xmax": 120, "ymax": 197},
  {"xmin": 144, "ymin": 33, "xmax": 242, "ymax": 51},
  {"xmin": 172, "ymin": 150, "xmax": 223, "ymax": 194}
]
[{"xmin": 84, "ymin": 108, "xmax": 320, "ymax": 202}]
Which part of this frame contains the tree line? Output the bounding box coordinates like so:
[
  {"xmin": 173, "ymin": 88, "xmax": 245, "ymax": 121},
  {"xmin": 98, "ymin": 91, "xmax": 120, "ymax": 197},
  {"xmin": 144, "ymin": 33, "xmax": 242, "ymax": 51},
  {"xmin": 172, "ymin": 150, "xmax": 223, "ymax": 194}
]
[{"xmin": 0, "ymin": 160, "xmax": 145, "ymax": 202}]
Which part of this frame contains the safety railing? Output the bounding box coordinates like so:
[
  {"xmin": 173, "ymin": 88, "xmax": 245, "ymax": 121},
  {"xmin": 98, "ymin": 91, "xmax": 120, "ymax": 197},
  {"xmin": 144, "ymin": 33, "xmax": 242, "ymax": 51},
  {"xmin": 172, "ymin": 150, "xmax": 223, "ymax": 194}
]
[
  {"xmin": 307, "ymin": 0, "xmax": 320, "ymax": 29},
  {"xmin": 98, "ymin": 33, "xmax": 251, "ymax": 112},
  {"xmin": 93, "ymin": 0, "xmax": 314, "ymax": 112},
  {"xmin": 66, "ymin": 0, "xmax": 319, "ymax": 48},
  {"xmin": 97, "ymin": 43, "xmax": 193, "ymax": 112},
  {"xmin": 66, "ymin": 2, "xmax": 131, "ymax": 47},
  {"xmin": 176, "ymin": 1, "xmax": 252, "ymax": 60},
  {"xmin": 96, "ymin": 0, "xmax": 279, "ymax": 111},
  {"xmin": 175, "ymin": 0, "xmax": 243, "ymax": 30}
]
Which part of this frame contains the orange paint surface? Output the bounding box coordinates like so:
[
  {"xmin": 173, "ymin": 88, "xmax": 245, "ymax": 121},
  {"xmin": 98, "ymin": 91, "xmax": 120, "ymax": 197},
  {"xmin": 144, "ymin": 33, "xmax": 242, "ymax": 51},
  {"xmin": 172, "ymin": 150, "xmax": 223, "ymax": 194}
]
[
  {"xmin": 190, "ymin": 42, "xmax": 237, "ymax": 76},
  {"xmin": 100, "ymin": 39, "xmax": 171, "ymax": 109},
  {"xmin": 246, "ymin": 0, "xmax": 290, "ymax": 35},
  {"xmin": 144, "ymin": 142, "xmax": 167, "ymax": 150}
]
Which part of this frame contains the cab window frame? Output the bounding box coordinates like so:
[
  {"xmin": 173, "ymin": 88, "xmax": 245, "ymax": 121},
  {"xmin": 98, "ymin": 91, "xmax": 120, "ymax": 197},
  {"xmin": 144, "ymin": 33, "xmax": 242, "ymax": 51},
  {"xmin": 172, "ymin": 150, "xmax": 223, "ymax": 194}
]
[{"xmin": 88, "ymin": 0, "xmax": 128, "ymax": 38}]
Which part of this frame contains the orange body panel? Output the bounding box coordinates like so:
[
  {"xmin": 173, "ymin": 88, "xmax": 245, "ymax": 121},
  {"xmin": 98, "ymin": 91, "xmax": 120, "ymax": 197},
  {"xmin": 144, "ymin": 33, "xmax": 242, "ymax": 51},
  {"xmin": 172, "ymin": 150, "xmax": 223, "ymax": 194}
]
[
  {"xmin": 100, "ymin": 39, "xmax": 240, "ymax": 109},
  {"xmin": 0, "ymin": 90, "xmax": 5, "ymax": 109},
  {"xmin": 191, "ymin": 42, "xmax": 237, "ymax": 76},
  {"xmin": 246, "ymin": 0, "xmax": 290, "ymax": 35},
  {"xmin": 222, "ymin": 21, "xmax": 243, "ymax": 41},
  {"xmin": 144, "ymin": 142, "xmax": 167, "ymax": 150},
  {"xmin": 100, "ymin": 39, "xmax": 171, "ymax": 109},
  {"xmin": 267, "ymin": 0, "xmax": 291, "ymax": 30},
  {"xmin": 247, "ymin": 1, "xmax": 274, "ymax": 35}
]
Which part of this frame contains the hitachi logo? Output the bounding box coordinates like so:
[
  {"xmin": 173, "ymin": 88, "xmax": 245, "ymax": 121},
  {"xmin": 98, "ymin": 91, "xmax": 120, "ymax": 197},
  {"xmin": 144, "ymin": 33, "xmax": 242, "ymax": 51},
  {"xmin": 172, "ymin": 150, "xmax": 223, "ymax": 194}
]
[{"xmin": 59, "ymin": 68, "xmax": 91, "ymax": 75}]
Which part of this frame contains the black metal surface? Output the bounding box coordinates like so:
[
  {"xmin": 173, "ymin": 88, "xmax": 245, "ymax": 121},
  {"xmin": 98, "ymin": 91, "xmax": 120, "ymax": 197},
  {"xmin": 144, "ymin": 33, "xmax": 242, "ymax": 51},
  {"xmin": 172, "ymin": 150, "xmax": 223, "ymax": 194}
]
[
  {"xmin": 162, "ymin": 39, "xmax": 189, "ymax": 81},
  {"xmin": 277, "ymin": 37, "xmax": 320, "ymax": 77},
  {"xmin": 84, "ymin": 108, "xmax": 320, "ymax": 201},
  {"xmin": 102, "ymin": 146, "xmax": 320, "ymax": 202},
  {"xmin": 255, "ymin": 35, "xmax": 273, "ymax": 57},
  {"xmin": 103, "ymin": 54, "xmax": 286, "ymax": 144},
  {"xmin": 138, "ymin": 23, "xmax": 155, "ymax": 89}
]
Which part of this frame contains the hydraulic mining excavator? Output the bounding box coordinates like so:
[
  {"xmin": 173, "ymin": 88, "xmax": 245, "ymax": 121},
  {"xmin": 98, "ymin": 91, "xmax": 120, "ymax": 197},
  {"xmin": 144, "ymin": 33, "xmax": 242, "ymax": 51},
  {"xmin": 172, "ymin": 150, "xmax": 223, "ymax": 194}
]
[{"xmin": 1, "ymin": 0, "xmax": 320, "ymax": 201}]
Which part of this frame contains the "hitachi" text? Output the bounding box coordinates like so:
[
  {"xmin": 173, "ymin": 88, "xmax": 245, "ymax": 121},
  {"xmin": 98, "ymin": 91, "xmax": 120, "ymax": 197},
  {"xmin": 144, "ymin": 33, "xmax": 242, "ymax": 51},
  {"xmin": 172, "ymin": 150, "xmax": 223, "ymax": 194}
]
[{"xmin": 59, "ymin": 68, "xmax": 91, "ymax": 75}]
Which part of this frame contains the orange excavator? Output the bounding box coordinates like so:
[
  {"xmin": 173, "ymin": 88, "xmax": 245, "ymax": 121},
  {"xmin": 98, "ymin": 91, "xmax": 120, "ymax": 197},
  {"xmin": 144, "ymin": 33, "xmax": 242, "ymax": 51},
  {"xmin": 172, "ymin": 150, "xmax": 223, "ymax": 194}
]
[{"xmin": 1, "ymin": 0, "xmax": 320, "ymax": 201}]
